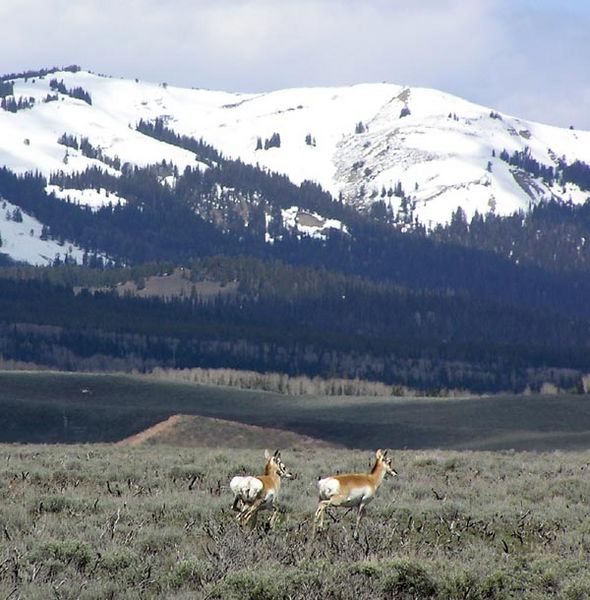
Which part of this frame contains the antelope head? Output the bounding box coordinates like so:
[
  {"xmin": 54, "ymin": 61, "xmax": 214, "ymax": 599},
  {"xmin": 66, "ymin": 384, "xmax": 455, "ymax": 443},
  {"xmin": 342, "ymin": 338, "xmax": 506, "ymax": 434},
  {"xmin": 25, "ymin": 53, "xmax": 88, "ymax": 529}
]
[
  {"xmin": 264, "ymin": 449, "xmax": 294, "ymax": 479},
  {"xmin": 376, "ymin": 449, "xmax": 398, "ymax": 478}
]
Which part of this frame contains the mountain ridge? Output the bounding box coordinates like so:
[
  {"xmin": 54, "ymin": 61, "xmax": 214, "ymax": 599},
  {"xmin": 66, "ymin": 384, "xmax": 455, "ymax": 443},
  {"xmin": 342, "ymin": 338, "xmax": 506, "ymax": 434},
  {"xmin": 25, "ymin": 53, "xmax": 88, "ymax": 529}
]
[{"xmin": 2, "ymin": 68, "xmax": 589, "ymax": 221}]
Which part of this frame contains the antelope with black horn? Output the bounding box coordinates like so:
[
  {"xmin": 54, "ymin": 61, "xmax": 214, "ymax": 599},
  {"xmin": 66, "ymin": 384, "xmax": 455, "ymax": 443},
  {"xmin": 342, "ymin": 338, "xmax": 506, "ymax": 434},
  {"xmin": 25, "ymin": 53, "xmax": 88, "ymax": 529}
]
[
  {"xmin": 314, "ymin": 449, "xmax": 397, "ymax": 536},
  {"xmin": 230, "ymin": 449, "xmax": 294, "ymax": 528}
]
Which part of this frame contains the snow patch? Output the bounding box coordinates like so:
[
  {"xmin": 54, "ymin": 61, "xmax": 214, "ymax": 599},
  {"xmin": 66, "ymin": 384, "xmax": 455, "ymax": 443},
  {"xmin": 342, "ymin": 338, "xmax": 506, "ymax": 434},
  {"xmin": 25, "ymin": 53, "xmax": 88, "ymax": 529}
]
[
  {"xmin": 46, "ymin": 184, "xmax": 126, "ymax": 210},
  {"xmin": 0, "ymin": 196, "xmax": 86, "ymax": 265}
]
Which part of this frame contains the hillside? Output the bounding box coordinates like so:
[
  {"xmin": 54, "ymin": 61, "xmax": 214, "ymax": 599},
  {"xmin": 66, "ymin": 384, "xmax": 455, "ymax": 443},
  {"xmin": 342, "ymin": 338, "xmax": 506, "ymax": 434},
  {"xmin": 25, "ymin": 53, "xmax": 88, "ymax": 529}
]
[
  {"xmin": 1, "ymin": 67, "xmax": 590, "ymax": 266},
  {"xmin": 117, "ymin": 414, "xmax": 336, "ymax": 449},
  {"xmin": 3, "ymin": 371, "xmax": 590, "ymax": 450},
  {"xmin": 3, "ymin": 260, "xmax": 590, "ymax": 392},
  {"xmin": 2, "ymin": 67, "xmax": 590, "ymax": 279},
  {"xmin": 2, "ymin": 68, "xmax": 590, "ymax": 393}
]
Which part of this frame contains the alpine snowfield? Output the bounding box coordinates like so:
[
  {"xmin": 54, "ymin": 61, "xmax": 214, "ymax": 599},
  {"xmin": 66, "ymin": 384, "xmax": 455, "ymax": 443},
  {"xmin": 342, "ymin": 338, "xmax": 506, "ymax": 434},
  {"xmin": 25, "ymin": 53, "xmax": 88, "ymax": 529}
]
[
  {"xmin": 0, "ymin": 196, "xmax": 86, "ymax": 265},
  {"xmin": 1, "ymin": 68, "xmax": 590, "ymax": 239}
]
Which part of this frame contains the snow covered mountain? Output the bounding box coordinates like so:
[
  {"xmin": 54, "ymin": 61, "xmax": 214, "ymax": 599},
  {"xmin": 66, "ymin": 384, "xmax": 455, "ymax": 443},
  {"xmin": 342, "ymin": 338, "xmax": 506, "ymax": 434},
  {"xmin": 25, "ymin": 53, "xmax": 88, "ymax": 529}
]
[{"xmin": 1, "ymin": 67, "xmax": 590, "ymax": 263}]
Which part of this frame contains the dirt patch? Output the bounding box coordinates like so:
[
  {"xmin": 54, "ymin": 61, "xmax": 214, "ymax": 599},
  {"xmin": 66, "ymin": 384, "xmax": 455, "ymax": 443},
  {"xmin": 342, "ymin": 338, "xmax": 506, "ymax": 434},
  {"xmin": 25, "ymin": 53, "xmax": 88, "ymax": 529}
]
[
  {"xmin": 117, "ymin": 269, "xmax": 238, "ymax": 301},
  {"xmin": 510, "ymin": 168, "xmax": 545, "ymax": 201},
  {"xmin": 117, "ymin": 414, "xmax": 338, "ymax": 449},
  {"xmin": 395, "ymin": 87, "xmax": 411, "ymax": 104},
  {"xmin": 296, "ymin": 212, "xmax": 324, "ymax": 228},
  {"xmin": 76, "ymin": 268, "xmax": 239, "ymax": 302},
  {"xmin": 117, "ymin": 414, "xmax": 183, "ymax": 446}
]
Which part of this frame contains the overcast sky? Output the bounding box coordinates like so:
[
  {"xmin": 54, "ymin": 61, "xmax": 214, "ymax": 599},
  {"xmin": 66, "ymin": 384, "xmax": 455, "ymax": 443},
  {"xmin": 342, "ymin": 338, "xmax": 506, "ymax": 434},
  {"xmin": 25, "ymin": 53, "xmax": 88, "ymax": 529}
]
[{"xmin": 1, "ymin": 0, "xmax": 589, "ymax": 128}]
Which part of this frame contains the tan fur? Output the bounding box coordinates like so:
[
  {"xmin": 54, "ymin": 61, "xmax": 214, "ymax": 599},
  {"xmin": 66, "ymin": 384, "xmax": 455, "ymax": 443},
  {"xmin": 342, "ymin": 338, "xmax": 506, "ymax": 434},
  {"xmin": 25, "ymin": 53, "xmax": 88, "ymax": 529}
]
[
  {"xmin": 314, "ymin": 449, "xmax": 397, "ymax": 536},
  {"xmin": 233, "ymin": 449, "xmax": 293, "ymax": 528}
]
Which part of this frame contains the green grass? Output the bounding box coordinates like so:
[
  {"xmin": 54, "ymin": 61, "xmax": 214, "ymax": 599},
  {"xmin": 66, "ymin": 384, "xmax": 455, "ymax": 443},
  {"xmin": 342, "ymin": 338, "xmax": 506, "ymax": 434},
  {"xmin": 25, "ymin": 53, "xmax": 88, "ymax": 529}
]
[
  {"xmin": 3, "ymin": 371, "xmax": 590, "ymax": 450},
  {"xmin": 1, "ymin": 444, "xmax": 590, "ymax": 599}
]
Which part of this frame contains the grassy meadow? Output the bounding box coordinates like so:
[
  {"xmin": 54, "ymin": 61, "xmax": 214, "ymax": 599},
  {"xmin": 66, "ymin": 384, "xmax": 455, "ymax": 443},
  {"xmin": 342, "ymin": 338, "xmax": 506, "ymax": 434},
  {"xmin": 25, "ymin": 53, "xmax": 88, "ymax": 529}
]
[{"xmin": 1, "ymin": 444, "xmax": 590, "ymax": 599}]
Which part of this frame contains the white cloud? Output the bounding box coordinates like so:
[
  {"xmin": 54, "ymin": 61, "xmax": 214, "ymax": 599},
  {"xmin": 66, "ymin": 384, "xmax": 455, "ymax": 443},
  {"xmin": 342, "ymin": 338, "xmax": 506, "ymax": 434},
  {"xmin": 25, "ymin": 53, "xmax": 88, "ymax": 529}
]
[
  {"xmin": 496, "ymin": 86, "xmax": 590, "ymax": 130},
  {"xmin": 0, "ymin": 0, "xmax": 588, "ymax": 128}
]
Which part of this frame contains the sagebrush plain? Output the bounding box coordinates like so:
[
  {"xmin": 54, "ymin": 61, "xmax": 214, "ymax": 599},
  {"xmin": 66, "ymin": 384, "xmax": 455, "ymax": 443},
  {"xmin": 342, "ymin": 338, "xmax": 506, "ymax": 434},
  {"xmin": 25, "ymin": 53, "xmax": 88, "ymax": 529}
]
[{"xmin": 1, "ymin": 444, "xmax": 590, "ymax": 599}]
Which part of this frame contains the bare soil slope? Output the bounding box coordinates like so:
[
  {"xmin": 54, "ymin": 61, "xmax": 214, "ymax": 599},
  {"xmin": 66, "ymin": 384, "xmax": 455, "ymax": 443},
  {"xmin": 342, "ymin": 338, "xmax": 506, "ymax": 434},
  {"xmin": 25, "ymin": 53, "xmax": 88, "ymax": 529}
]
[{"xmin": 117, "ymin": 413, "xmax": 337, "ymax": 449}]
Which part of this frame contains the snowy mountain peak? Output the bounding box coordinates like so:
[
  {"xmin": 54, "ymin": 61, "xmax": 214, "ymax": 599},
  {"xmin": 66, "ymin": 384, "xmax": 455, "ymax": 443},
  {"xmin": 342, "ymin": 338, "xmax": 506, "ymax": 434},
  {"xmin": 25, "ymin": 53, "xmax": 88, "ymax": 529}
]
[{"xmin": 1, "ymin": 67, "xmax": 590, "ymax": 264}]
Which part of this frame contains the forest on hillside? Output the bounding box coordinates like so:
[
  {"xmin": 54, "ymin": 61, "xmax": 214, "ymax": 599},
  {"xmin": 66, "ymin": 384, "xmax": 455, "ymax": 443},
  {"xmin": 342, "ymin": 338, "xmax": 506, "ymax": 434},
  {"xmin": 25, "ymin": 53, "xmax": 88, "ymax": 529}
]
[
  {"xmin": 3, "ymin": 161, "xmax": 590, "ymax": 320},
  {"xmin": 1, "ymin": 123, "xmax": 590, "ymax": 392},
  {"xmin": 0, "ymin": 258, "xmax": 588, "ymax": 393}
]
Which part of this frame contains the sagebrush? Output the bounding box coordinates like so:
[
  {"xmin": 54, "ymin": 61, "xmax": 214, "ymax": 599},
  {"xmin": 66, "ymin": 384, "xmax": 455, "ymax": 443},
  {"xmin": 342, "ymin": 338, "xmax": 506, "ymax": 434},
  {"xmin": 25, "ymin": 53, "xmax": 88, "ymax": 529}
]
[{"xmin": 1, "ymin": 445, "xmax": 590, "ymax": 599}]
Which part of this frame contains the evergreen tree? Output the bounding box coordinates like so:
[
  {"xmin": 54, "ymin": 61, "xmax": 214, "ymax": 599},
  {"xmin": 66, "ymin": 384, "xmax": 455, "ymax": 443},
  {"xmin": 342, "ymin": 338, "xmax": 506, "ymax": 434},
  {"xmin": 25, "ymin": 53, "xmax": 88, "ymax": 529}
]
[
  {"xmin": 58, "ymin": 133, "xmax": 79, "ymax": 150},
  {"xmin": 49, "ymin": 78, "xmax": 67, "ymax": 94},
  {"xmin": 264, "ymin": 132, "xmax": 281, "ymax": 149},
  {"xmin": 49, "ymin": 79, "xmax": 92, "ymax": 104},
  {"xmin": 0, "ymin": 81, "xmax": 13, "ymax": 98}
]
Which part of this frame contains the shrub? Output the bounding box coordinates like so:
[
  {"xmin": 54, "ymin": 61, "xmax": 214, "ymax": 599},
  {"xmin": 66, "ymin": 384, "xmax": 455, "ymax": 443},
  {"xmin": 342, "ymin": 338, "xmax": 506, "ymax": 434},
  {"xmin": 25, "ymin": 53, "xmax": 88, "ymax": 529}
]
[
  {"xmin": 99, "ymin": 549, "xmax": 138, "ymax": 574},
  {"xmin": 136, "ymin": 529, "xmax": 182, "ymax": 554},
  {"xmin": 382, "ymin": 560, "xmax": 436, "ymax": 599},
  {"xmin": 36, "ymin": 494, "xmax": 77, "ymax": 513},
  {"xmin": 438, "ymin": 570, "xmax": 511, "ymax": 600},
  {"xmin": 216, "ymin": 569, "xmax": 286, "ymax": 600},
  {"xmin": 31, "ymin": 538, "xmax": 94, "ymax": 571},
  {"xmin": 167, "ymin": 558, "xmax": 212, "ymax": 590}
]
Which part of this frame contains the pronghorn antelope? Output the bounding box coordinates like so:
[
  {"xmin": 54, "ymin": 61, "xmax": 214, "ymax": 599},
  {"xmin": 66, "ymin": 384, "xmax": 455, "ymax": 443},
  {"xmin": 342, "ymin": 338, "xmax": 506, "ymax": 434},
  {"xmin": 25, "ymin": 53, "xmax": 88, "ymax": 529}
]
[
  {"xmin": 314, "ymin": 449, "xmax": 397, "ymax": 536},
  {"xmin": 230, "ymin": 449, "xmax": 294, "ymax": 527}
]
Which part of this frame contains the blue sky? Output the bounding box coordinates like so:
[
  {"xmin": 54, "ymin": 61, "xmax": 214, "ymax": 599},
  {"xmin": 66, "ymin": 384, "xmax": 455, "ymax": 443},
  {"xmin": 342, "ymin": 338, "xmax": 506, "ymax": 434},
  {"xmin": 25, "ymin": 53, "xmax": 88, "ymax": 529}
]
[{"xmin": 1, "ymin": 0, "xmax": 589, "ymax": 128}]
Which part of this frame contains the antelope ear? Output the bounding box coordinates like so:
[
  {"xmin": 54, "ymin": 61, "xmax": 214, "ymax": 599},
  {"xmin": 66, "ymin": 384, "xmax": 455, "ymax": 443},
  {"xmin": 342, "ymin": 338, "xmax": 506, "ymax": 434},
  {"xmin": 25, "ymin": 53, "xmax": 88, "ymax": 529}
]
[
  {"xmin": 376, "ymin": 449, "xmax": 383, "ymax": 458},
  {"xmin": 264, "ymin": 449, "xmax": 271, "ymax": 460},
  {"xmin": 382, "ymin": 449, "xmax": 389, "ymax": 457},
  {"xmin": 274, "ymin": 449, "xmax": 281, "ymax": 457}
]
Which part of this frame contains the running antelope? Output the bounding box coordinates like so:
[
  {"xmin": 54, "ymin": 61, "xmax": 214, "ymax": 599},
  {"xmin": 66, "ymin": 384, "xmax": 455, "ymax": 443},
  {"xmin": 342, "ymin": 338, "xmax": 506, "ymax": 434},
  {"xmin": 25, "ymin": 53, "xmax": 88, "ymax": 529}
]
[
  {"xmin": 230, "ymin": 449, "xmax": 294, "ymax": 527},
  {"xmin": 314, "ymin": 449, "xmax": 397, "ymax": 536}
]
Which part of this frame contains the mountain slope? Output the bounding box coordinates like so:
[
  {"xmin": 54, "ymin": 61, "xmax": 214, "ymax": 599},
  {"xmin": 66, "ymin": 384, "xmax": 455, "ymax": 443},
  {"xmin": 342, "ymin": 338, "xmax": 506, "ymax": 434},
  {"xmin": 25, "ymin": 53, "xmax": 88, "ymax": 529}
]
[
  {"xmin": 0, "ymin": 195, "xmax": 86, "ymax": 264},
  {"xmin": 1, "ymin": 68, "xmax": 589, "ymax": 232}
]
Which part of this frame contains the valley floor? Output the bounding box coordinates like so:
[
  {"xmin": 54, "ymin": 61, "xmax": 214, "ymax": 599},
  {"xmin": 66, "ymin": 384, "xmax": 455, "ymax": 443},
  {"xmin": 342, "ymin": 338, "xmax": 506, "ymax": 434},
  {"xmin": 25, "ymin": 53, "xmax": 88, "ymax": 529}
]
[{"xmin": 3, "ymin": 371, "xmax": 590, "ymax": 451}]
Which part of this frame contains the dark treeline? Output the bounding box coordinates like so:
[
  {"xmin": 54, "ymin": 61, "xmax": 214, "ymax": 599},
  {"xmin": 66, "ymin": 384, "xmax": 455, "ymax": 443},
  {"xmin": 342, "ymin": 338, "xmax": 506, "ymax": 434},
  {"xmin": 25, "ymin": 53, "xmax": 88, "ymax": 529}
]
[
  {"xmin": 0, "ymin": 271, "xmax": 588, "ymax": 392},
  {"xmin": 499, "ymin": 147, "xmax": 556, "ymax": 185},
  {"xmin": 562, "ymin": 160, "xmax": 590, "ymax": 191},
  {"xmin": 0, "ymin": 65, "xmax": 80, "ymax": 83},
  {"xmin": 49, "ymin": 78, "xmax": 92, "ymax": 105},
  {"xmin": 1, "ymin": 96, "xmax": 35, "ymax": 112},
  {"xmin": 3, "ymin": 125, "xmax": 590, "ymax": 392},
  {"xmin": 499, "ymin": 146, "xmax": 590, "ymax": 191},
  {"xmin": 136, "ymin": 118, "xmax": 223, "ymax": 166},
  {"xmin": 57, "ymin": 135, "xmax": 122, "ymax": 170},
  {"xmin": 0, "ymin": 81, "xmax": 14, "ymax": 97},
  {"xmin": 0, "ymin": 167, "xmax": 232, "ymax": 263},
  {"xmin": 432, "ymin": 200, "xmax": 590, "ymax": 275}
]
